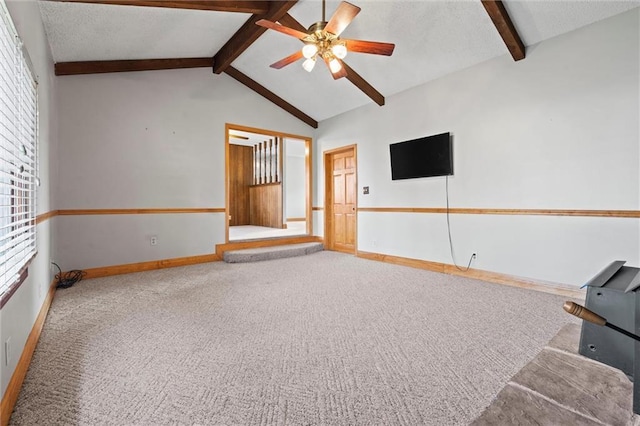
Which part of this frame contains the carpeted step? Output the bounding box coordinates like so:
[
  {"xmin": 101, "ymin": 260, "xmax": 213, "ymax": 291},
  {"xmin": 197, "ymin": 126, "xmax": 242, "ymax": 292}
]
[
  {"xmin": 223, "ymin": 242, "xmax": 323, "ymax": 263},
  {"xmin": 471, "ymin": 323, "xmax": 636, "ymax": 425}
]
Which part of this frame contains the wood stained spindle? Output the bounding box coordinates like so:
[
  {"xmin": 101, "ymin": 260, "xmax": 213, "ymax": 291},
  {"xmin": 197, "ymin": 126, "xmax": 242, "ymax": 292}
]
[
  {"xmin": 253, "ymin": 144, "xmax": 257, "ymax": 185},
  {"xmin": 269, "ymin": 139, "xmax": 273, "ymax": 183},
  {"xmin": 274, "ymin": 138, "xmax": 279, "ymax": 183},
  {"xmin": 258, "ymin": 143, "xmax": 262, "ymax": 184},
  {"xmin": 262, "ymin": 141, "xmax": 267, "ymax": 184}
]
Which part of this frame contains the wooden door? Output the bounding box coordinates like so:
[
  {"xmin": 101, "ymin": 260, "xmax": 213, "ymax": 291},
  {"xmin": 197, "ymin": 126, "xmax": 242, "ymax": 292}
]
[{"xmin": 325, "ymin": 146, "xmax": 357, "ymax": 253}]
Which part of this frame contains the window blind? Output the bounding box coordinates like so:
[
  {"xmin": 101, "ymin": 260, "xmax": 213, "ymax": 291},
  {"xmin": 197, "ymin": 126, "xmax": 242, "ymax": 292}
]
[{"xmin": 0, "ymin": 0, "xmax": 37, "ymax": 303}]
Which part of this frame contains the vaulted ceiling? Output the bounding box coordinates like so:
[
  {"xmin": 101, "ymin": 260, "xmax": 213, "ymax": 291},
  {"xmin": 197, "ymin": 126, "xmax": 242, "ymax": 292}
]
[{"xmin": 39, "ymin": 0, "xmax": 640, "ymax": 127}]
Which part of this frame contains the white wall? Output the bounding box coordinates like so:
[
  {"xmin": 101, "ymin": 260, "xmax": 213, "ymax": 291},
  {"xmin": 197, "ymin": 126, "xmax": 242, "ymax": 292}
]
[
  {"xmin": 285, "ymin": 155, "xmax": 306, "ymax": 219},
  {"xmin": 55, "ymin": 68, "xmax": 313, "ymax": 270},
  {"xmin": 1, "ymin": 0, "xmax": 56, "ymax": 398},
  {"xmin": 315, "ymin": 9, "xmax": 640, "ymax": 287}
]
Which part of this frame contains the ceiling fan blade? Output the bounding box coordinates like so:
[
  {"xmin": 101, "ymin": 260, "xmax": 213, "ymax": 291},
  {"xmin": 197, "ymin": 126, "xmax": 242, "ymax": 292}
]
[
  {"xmin": 324, "ymin": 1, "xmax": 361, "ymax": 36},
  {"xmin": 323, "ymin": 57, "xmax": 348, "ymax": 80},
  {"xmin": 270, "ymin": 51, "xmax": 304, "ymax": 69},
  {"xmin": 256, "ymin": 19, "xmax": 309, "ymax": 40},
  {"xmin": 343, "ymin": 39, "xmax": 395, "ymax": 56},
  {"xmin": 340, "ymin": 61, "xmax": 385, "ymax": 106}
]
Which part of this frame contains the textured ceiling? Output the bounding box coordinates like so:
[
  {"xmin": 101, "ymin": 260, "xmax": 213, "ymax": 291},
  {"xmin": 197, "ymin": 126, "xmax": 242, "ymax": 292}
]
[
  {"xmin": 38, "ymin": 1, "xmax": 250, "ymax": 60},
  {"xmin": 39, "ymin": 0, "xmax": 640, "ymax": 123}
]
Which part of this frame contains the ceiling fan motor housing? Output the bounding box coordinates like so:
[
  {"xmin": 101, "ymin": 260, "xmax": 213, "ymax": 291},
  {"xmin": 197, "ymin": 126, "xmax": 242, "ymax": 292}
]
[
  {"xmin": 306, "ymin": 21, "xmax": 342, "ymax": 59},
  {"xmin": 308, "ymin": 22, "xmax": 339, "ymax": 42}
]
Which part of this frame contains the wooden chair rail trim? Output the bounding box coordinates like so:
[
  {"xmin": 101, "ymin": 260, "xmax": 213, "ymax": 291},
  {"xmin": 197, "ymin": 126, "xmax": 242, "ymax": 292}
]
[
  {"xmin": 1, "ymin": 279, "xmax": 57, "ymax": 426},
  {"xmin": 57, "ymin": 208, "xmax": 226, "ymax": 215},
  {"xmin": 36, "ymin": 208, "xmax": 227, "ymax": 220},
  {"xmin": 357, "ymin": 207, "xmax": 640, "ymax": 218},
  {"xmin": 35, "ymin": 210, "xmax": 58, "ymax": 224},
  {"xmin": 35, "ymin": 207, "xmax": 640, "ymax": 220},
  {"xmin": 357, "ymin": 250, "xmax": 584, "ymax": 299}
]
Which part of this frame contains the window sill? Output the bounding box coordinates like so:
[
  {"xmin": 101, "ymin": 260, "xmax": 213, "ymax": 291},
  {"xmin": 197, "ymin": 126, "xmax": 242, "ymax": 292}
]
[{"xmin": 0, "ymin": 252, "xmax": 36, "ymax": 309}]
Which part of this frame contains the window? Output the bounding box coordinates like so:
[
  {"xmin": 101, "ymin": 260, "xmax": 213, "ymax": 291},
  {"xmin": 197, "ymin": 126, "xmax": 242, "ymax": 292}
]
[{"xmin": 0, "ymin": 0, "xmax": 37, "ymax": 307}]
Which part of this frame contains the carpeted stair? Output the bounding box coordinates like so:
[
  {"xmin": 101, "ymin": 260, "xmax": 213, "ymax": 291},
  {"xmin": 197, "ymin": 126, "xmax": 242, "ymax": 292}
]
[
  {"xmin": 472, "ymin": 323, "xmax": 637, "ymax": 425},
  {"xmin": 223, "ymin": 242, "xmax": 323, "ymax": 263}
]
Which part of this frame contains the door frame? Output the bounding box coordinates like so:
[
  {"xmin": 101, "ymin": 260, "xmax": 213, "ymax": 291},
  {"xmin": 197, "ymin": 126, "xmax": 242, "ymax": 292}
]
[
  {"xmin": 323, "ymin": 144, "xmax": 358, "ymax": 254},
  {"xmin": 225, "ymin": 123, "xmax": 313, "ymax": 243}
]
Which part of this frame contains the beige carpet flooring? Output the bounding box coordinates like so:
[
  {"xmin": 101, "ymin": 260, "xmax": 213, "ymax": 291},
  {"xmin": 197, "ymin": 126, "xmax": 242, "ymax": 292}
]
[{"xmin": 11, "ymin": 251, "xmax": 578, "ymax": 425}]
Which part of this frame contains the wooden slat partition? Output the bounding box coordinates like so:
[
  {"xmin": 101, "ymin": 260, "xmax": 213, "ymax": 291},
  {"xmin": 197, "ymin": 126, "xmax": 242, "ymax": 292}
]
[
  {"xmin": 253, "ymin": 138, "xmax": 281, "ymax": 185},
  {"xmin": 249, "ymin": 182, "xmax": 283, "ymax": 228},
  {"xmin": 228, "ymin": 144, "xmax": 253, "ymax": 225}
]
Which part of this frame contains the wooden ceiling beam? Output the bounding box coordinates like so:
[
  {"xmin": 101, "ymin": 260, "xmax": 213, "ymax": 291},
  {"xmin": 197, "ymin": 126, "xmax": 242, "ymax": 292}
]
[
  {"xmin": 224, "ymin": 66, "xmax": 318, "ymax": 128},
  {"xmin": 55, "ymin": 58, "xmax": 213, "ymax": 75},
  {"xmin": 279, "ymin": 12, "xmax": 385, "ymax": 106},
  {"xmin": 46, "ymin": 0, "xmax": 270, "ymax": 13},
  {"xmin": 277, "ymin": 12, "xmax": 306, "ymax": 32},
  {"xmin": 212, "ymin": 1, "xmax": 298, "ymax": 74},
  {"xmin": 481, "ymin": 0, "xmax": 525, "ymax": 61}
]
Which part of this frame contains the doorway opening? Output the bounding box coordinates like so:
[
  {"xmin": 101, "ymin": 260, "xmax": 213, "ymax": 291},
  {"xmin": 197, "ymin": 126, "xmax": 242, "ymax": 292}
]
[{"xmin": 225, "ymin": 124, "xmax": 312, "ymax": 242}]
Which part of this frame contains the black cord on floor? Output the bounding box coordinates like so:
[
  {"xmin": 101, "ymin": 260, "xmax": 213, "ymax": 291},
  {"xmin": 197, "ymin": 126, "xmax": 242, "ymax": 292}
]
[
  {"xmin": 52, "ymin": 262, "xmax": 86, "ymax": 289},
  {"xmin": 446, "ymin": 176, "xmax": 475, "ymax": 272}
]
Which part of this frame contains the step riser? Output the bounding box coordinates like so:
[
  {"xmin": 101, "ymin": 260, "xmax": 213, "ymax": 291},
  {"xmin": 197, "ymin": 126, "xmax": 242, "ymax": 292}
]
[{"xmin": 224, "ymin": 243, "xmax": 323, "ymax": 263}]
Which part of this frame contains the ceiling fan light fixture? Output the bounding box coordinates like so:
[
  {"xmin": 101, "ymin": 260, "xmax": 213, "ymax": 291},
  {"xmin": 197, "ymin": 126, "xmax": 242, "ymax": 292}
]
[
  {"xmin": 302, "ymin": 43, "xmax": 318, "ymax": 59},
  {"xmin": 331, "ymin": 42, "xmax": 347, "ymax": 59},
  {"xmin": 258, "ymin": 0, "xmax": 395, "ymax": 82},
  {"xmin": 302, "ymin": 57, "xmax": 316, "ymax": 72},
  {"xmin": 328, "ymin": 58, "xmax": 342, "ymax": 74}
]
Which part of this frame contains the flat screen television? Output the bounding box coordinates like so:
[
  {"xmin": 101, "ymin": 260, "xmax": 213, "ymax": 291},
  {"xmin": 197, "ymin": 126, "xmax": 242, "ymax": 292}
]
[{"xmin": 390, "ymin": 132, "xmax": 452, "ymax": 180}]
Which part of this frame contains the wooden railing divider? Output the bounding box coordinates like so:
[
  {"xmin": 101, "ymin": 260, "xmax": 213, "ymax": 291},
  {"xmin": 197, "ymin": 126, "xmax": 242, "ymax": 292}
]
[{"xmin": 252, "ymin": 138, "xmax": 281, "ymax": 185}]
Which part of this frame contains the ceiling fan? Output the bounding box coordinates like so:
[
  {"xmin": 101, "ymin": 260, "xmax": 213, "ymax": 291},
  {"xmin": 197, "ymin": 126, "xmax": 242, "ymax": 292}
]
[{"xmin": 256, "ymin": 0, "xmax": 395, "ymax": 79}]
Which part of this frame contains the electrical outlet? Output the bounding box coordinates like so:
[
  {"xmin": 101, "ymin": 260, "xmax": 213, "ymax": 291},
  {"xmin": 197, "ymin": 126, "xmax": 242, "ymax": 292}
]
[
  {"xmin": 150, "ymin": 236, "xmax": 158, "ymax": 246},
  {"xmin": 4, "ymin": 337, "xmax": 10, "ymax": 366}
]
